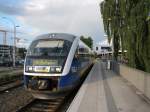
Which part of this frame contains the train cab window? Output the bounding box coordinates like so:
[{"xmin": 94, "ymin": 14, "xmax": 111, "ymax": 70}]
[
  {"xmin": 27, "ymin": 39, "xmax": 72, "ymax": 57},
  {"xmin": 25, "ymin": 39, "xmax": 72, "ymax": 73}
]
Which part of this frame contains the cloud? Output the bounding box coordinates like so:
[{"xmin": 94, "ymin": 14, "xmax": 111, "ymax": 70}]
[
  {"xmin": 0, "ymin": 0, "xmax": 105, "ymax": 46},
  {"xmin": 0, "ymin": 0, "xmax": 26, "ymax": 15}
]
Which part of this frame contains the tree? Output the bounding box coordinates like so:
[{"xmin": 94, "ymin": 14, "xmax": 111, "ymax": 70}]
[
  {"xmin": 100, "ymin": 0, "xmax": 150, "ymax": 72},
  {"xmin": 80, "ymin": 36, "xmax": 93, "ymax": 49}
]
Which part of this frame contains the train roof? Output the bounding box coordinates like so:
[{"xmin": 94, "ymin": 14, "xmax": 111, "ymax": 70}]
[{"xmin": 35, "ymin": 33, "xmax": 77, "ymax": 42}]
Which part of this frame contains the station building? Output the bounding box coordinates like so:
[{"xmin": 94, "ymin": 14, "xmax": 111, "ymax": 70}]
[
  {"xmin": 0, "ymin": 44, "xmax": 26, "ymax": 66},
  {"xmin": 0, "ymin": 44, "xmax": 13, "ymax": 65},
  {"xmin": 94, "ymin": 39, "xmax": 113, "ymax": 59}
]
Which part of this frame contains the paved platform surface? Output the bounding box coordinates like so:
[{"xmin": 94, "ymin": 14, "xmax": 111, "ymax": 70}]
[{"xmin": 67, "ymin": 61, "xmax": 150, "ymax": 112}]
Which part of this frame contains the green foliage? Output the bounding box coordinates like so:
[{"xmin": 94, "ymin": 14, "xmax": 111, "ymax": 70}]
[
  {"xmin": 100, "ymin": 0, "xmax": 150, "ymax": 72},
  {"xmin": 80, "ymin": 36, "xmax": 93, "ymax": 49}
]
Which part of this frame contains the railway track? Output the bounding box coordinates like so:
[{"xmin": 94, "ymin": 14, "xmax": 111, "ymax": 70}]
[
  {"xmin": 0, "ymin": 79, "xmax": 23, "ymax": 93},
  {"xmin": 0, "ymin": 67, "xmax": 23, "ymax": 73},
  {"xmin": 16, "ymin": 97, "xmax": 65, "ymax": 112},
  {"xmin": 0, "ymin": 76, "xmax": 22, "ymax": 86},
  {"xmin": 16, "ymin": 64, "xmax": 94, "ymax": 112}
]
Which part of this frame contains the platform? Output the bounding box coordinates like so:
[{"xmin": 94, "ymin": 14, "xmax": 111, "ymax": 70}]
[{"xmin": 67, "ymin": 61, "xmax": 150, "ymax": 112}]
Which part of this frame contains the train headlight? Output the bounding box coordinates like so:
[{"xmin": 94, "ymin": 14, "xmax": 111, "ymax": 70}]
[
  {"xmin": 56, "ymin": 67, "xmax": 61, "ymax": 72},
  {"xmin": 26, "ymin": 66, "xmax": 34, "ymax": 72},
  {"xmin": 28, "ymin": 66, "xmax": 33, "ymax": 71},
  {"xmin": 50, "ymin": 66, "xmax": 62, "ymax": 73}
]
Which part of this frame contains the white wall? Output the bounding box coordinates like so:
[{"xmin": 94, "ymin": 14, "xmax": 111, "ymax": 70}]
[
  {"xmin": 119, "ymin": 64, "xmax": 150, "ymax": 99},
  {"xmin": 94, "ymin": 39, "xmax": 112, "ymax": 55}
]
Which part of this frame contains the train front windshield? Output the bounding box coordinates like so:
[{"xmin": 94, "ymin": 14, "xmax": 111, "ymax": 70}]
[{"xmin": 25, "ymin": 39, "xmax": 72, "ymax": 73}]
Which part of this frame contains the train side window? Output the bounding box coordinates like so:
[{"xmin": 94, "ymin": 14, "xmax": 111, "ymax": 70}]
[
  {"xmin": 96, "ymin": 47, "xmax": 98, "ymax": 51},
  {"xmin": 75, "ymin": 46, "xmax": 79, "ymax": 59},
  {"xmin": 71, "ymin": 47, "xmax": 81, "ymax": 71}
]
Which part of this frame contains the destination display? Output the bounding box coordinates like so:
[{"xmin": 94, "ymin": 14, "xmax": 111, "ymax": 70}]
[{"xmin": 33, "ymin": 59, "xmax": 58, "ymax": 66}]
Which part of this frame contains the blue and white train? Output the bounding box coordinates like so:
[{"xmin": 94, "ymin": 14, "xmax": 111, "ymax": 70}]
[{"xmin": 24, "ymin": 33, "xmax": 93, "ymax": 99}]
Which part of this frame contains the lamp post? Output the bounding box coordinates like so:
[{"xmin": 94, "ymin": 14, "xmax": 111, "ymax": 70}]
[{"xmin": 2, "ymin": 17, "xmax": 20, "ymax": 67}]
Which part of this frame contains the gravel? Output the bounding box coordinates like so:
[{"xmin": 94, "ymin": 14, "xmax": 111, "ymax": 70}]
[{"xmin": 0, "ymin": 87, "xmax": 33, "ymax": 112}]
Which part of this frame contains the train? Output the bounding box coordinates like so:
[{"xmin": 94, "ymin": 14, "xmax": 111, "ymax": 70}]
[
  {"xmin": 0, "ymin": 45, "xmax": 13, "ymax": 66},
  {"xmin": 23, "ymin": 33, "xmax": 93, "ymax": 99}
]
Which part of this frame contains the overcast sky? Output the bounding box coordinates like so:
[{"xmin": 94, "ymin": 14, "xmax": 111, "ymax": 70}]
[{"xmin": 0, "ymin": 0, "xmax": 105, "ymax": 47}]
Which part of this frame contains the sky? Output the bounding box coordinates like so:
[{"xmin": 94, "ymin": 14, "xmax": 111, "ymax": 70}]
[{"xmin": 0, "ymin": 0, "xmax": 105, "ymax": 48}]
